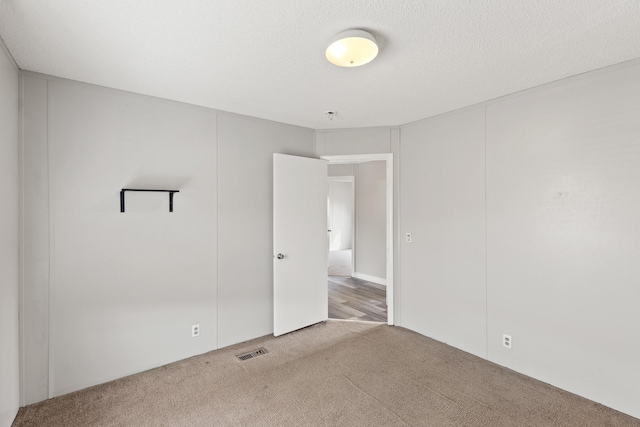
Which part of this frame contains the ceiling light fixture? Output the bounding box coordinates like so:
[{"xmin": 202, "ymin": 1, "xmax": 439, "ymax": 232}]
[{"xmin": 325, "ymin": 29, "xmax": 378, "ymax": 67}]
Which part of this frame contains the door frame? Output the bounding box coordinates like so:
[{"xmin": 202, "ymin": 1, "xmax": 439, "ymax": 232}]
[
  {"xmin": 321, "ymin": 153, "xmax": 394, "ymax": 325},
  {"xmin": 327, "ymin": 176, "xmax": 355, "ymax": 277}
]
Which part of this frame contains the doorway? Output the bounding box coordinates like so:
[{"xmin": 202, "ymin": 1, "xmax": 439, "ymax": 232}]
[
  {"xmin": 322, "ymin": 154, "xmax": 394, "ymax": 325},
  {"xmin": 327, "ymin": 176, "xmax": 354, "ymax": 277}
]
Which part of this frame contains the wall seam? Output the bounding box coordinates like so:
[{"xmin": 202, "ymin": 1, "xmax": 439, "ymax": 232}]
[
  {"xmin": 353, "ymin": 164, "xmax": 358, "ymax": 274},
  {"xmin": 484, "ymin": 106, "xmax": 489, "ymax": 360},
  {"xmin": 18, "ymin": 72, "xmax": 25, "ymax": 407},
  {"xmin": 46, "ymin": 79, "xmax": 54, "ymax": 397},
  {"xmin": 215, "ymin": 112, "xmax": 219, "ymax": 351},
  {"xmin": 396, "ymin": 128, "xmax": 401, "ymax": 327},
  {"xmin": 313, "ymin": 130, "xmax": 318, "ymax": 157}
]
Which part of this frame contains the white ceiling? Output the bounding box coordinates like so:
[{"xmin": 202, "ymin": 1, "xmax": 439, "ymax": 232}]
[{"xmin": 1, "ymin": 1, "xmax": 639, "ymax": 129}]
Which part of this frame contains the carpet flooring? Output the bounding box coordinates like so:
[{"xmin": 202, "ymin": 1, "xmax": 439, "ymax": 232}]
[{"xmin": 12, "ymin": 321, "xmax": 640, "ymax": 426}]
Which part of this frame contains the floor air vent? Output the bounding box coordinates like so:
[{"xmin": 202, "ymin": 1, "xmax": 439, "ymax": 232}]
[{"xmin": 236, "ymin": 348, "xmax": 268, "ymax": 361}]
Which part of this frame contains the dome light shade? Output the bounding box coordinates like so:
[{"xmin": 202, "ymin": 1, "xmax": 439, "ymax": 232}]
[{"xmin": 325, "ymin": 30, "xmax": 378, "ymax": 67}]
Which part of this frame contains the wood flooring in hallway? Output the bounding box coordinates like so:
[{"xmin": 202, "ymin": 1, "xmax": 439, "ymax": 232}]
[{"xmin": 328, "ymin": 275, "xmax": 387, "ymax": 322}]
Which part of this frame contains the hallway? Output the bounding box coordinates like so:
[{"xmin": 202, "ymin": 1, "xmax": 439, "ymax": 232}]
[{"xmin": 328, "ymin": 275, "xmax": 387, "ymax": 322}]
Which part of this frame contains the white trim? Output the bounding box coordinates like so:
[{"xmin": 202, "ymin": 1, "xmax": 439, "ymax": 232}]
[
  {"xmin": 321, "ymin": 153, "xmax": 394, "ymax": 326},
  {"xmin": 327, "ymin": 318, "xmax": 383, "ymax": 325},
  {"xmin": 328, "ymin": 175, "xmax": 353, "ymax": 183},
  {"xmin": 353, "ymin": 272, "xmax": 387, "ymax": 286},
  {"xmin": 322, "ymin": 153, "xmax": 391, "ymax": 165}
]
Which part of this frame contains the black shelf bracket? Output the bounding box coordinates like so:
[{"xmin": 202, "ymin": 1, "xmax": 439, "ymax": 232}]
[{"xmin": 120, "ymin": 189, "xmax": 180, "ymax": 213}]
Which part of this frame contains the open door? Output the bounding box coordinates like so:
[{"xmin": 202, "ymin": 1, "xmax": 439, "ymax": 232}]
[{"xmin": 273, "ymin": 154, "xmax": 328, "ymax": 336}]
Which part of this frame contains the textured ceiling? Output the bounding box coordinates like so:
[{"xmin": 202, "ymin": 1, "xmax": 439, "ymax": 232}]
[{"xmin": 1, "ymin": 1, "xmax": 639, "ymax": 129}]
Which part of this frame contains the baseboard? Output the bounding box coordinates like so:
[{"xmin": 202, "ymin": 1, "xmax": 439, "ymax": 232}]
[{"xmin": 352, "ymin": 272, "xmax": 386, "ymax": 286}]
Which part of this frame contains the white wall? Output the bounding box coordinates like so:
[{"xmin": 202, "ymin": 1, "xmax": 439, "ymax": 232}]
[
  {"xmin": 20, "ymin": 73, "xmax": 315, "ymax": 400},
  {"xmin": 22, "ymin": 75, "xmax": 218, "ymax": 398},
  {"xmin": 217, "ymin": 114, "xmax": 315, "ymax": 348},
  {"xmin": 327, "ymin": 160, "xmax": 387, "ymax": 282},
  {"xmin": 398, "ymin": 60, "xmax": 640, "ymax": 418},
  {"xmin": 316, "ymin": 128, "xmax": 395, "ymax": 156},
  {"xmin": 0, "ymin": 40, "xmax": 19, "ymax": 427},
  {"xmin": 17, "ymin": 56, "xmax": 640, "ymax": 419},
  {"xmin": 327, "ymin": 164, "xmax": 354, "ymax": 177},
  {"xmin": 328, "ymin": 180, "xmax": 353, "ymax": 251},
  {"xmin": 20, "ymin": 74, "xmax": 50, "ymax": 404},
  {"xmin": 354, "ymin": 161, "xmax": 386, "ymax": 282},
  {"xmin": 400, "ymin": 108, "xmax": 487, "ymax": 358},
  {"xmin": 485, "ymin": 62, "xmax": 640, "ymax": 418},
  {"xmin": 328, "ymin": 165, "xmax": 355, "ymax": 252}
]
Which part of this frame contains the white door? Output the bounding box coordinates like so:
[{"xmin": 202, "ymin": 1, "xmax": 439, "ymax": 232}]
[{"xmin": 273, "ymin": 154, "xmax": 328, "ymax": 336}]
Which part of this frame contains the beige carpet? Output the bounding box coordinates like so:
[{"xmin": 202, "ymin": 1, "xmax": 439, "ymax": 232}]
[
  {"xmin": 13, "ymin": 321, "xmax": 639, "ymax": 427},
  {"xmin": 328, "ymin": 249, "xmax": 352, "ymax": 276}
]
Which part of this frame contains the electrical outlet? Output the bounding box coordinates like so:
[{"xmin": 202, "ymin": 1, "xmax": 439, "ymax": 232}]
[
  {"xmin": 406, "ymin": 232, "xmax": 412, "ymax": 243},
  {"xmin": 192, "ymin": 324, "xmax": 200, "ymax": 338},
  {"xmin": 502, "ymin": 334, "xmax": 512, "ymax": 349}
]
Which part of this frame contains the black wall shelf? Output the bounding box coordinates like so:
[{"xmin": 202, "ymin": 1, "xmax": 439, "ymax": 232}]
[{"xmin": 120, "ymin": 189, "xmax": 179, "ymax": 213}]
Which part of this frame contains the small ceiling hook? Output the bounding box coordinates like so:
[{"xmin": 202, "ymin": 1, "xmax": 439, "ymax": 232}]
[{"xmin": 324, "ymin": 111, "xmax": 337, "ymax": 121}]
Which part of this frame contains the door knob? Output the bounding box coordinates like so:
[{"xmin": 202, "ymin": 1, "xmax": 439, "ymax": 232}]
[{"xmin": 276, "ymin": 253, "xmax": 285, "ymax": 260}]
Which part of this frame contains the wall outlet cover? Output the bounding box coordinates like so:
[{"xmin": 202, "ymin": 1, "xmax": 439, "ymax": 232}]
[{"xmin": 503, "ymin": 334, "xmax": 512, "ymax": 349}]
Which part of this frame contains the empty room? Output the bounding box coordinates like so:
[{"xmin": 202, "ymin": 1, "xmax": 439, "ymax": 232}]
[{"xmin": 1, "ymin": 1, "xmax": 639, "ymax": 426}]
